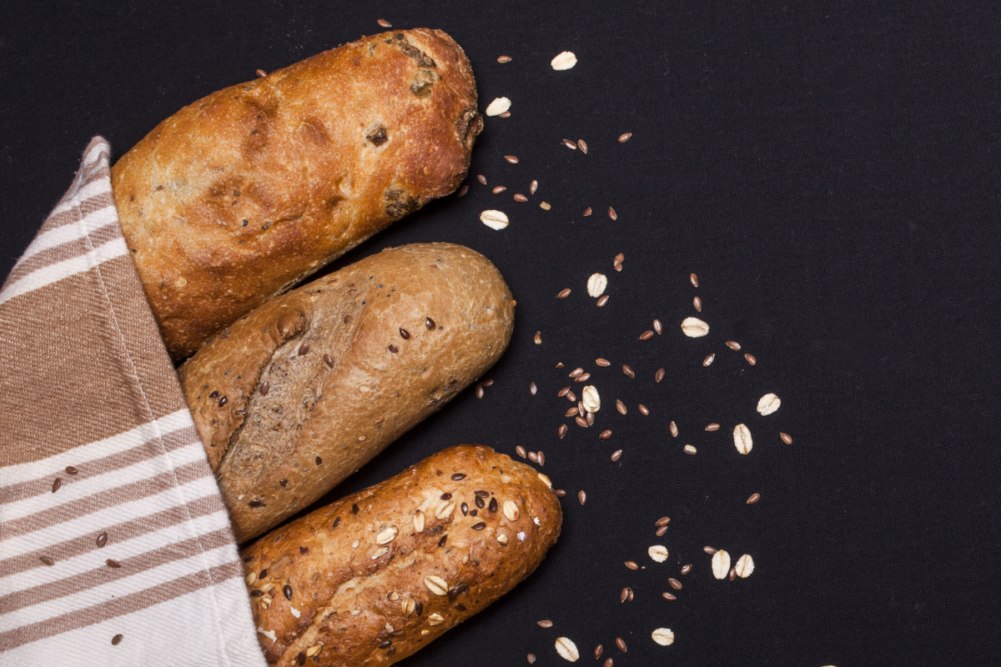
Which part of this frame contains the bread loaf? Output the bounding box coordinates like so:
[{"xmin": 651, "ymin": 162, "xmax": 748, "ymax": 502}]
[
  {"xmin": 240, "ymin": 445, "xmax": 562, "ymax": 666},
  {"xmin": 179, "ymin": 243, "xmax": 515, "ymax": 541},
  {"xmin": 112, "ymin": 28, "xmax": 482, "ymax": 360}
]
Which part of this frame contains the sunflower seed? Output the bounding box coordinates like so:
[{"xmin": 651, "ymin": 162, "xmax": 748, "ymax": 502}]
[
  {"xmin": 670, "ymin": 421, "xmax": 679, "ymax": 437},
  {"xmin": 492, "ymin": 185, "xmax": 508, "ymax": 194},
  {"xmin": 711, "ymin": 550, "xmax": 731, "ymax": 579},
  {"xmin": 781, "ymin": 432, "xmax": 794, "ymax": 445},
  {"xmin": 757, "ymin": 393, "xmax": 781, "ymax": 416},
  {"xmin": 733, "ymin": 424, "xmax": 753, "ymax": 455},
  {"xmin": 615, "ymin": 638, "xmax": 627, "ymax": 653},
  {"xmin": 618, "ymin": 132, "xmax": 632, "ymax": 143},
  {"xmin": 651, "ymin": 628, "xmax": 675, "ymax": 646},
  {"xmin": 735, "ymin": 554, "xmax": 755, "ymax": 578},
  {"xmin": 638, "ymin": 404, "xmax": 649, "ymax": 416},
  {"xmin": 557, "ymin": 288, "xmax": 571, "ymax": 299},
  {"xmin": 622, "ymin": 364, "xmax": 635, "ymax": 378},
  {"xmin": 504, "ymin": 155, "xmax": 519, "ymax": 164},
  {"xmin": 690, "ymin": 273, "xmax": 699, "ymax": 288},
  {"xmin": 551, "ymin": 50, "xmax": 578, "ymax": 70},
  {"xmin": 555, "ymin": 636, "xmax": 580, "ymax": 661},
  {"xmin": 662, "ymin": 591, "xmax": 677, "ymax": 601},
  {"xmin": 747, "ymin": 492, "xmax": 761, "ymax": 504},
  {"xmin": 486, "ymin": 97, "xmax": 512, "ymax": 116},
  {"xmin": 424, "ymin": 576, "xmax": 449, "ymax": 596},
  {"xmin": 583, "ymin": 206, "xmax": 593, "ymax": 216},
  {"xmin": 596, "ymin": 358, "xmax": 611, "ymax": 367},
  {"xmin": 376, "ymin": 527, "xmax": 398, "ymax": 545},
  {"xmin": 562, "ymin": 139, "xmax": 578, "ymax": 150},
  {"xmin": 616, "ymin": 400, "xmax": 627, "ymax": 415},
  {"xmin": 726, "ymin": 340, "xmax": 741, "ymax": 350},
  {"xmin": 530, "ymin": 382, "xmax": 538, "ymax": 395},
  {"xmin": 681, "ymin": 317, "xmax": 709, "ymax": 337},
  {"xmin": 582, "ymin": 385, "xmax": 600, "ymax": 413},
  {"xmin": 745, "ymin": 353, "xmax": 757, "ymax": 365},
  {"xmin": 504, "ymin": 500, "xmax": 520, "ymax": 521},
  {"xmin": 648, "ymin": 545, "xmax": 669, "ymax": 562},
  {"xmin": 530, "ymin": 180, "xmax": 539, "ymax": 194},
  {"xmin": 656, "ymin": 516, "xmax": 671, "ymax": 526},
  {"xmin": 514, "ymin": 193, "xmax": 528, "ymax": 202},
  {"xmin": 683, "ymin": 444, "xmax": 697, "ymax": 455},
  {"xmin": 480, "ymin": 210, "xmax": 509, "ymax": 230},
  {"xmin": 703, "ymin": 353, "xmax": 715, "ymax": 367},
  {"xmin": 608, "ymin": 207, "xmax": 617, "ymax": 220},
  {"xmin": 538, "ymin": 619, "xmax": 554, "ymax": 628},
  {"xmin": 611, "ymin": 450, "xmax": 622, "ymax": 461},
  {"xmin": 377, "ymin": 19, "xmax": 392, "ymax": 28},
  {"xmin": 587, "ymin": 273, "xmax": 608, "ymax": 298},
  {"xmin": 306, "ymin": 644, "xmax": 323, "ymax": 657},
  {"xmin": 680, "ymin": 564, "xmax": 692, "ymax": 574},
  {"xmin": 498, "ymin": 533, "xmax": 509, "ymax": 545},
  {"xmin": 624, "ymin": 561, "xmax": 638, "ymax": 570},
  {"xmin": 497, "ymin": 55, "xmax": 512, "ymax": 63}
]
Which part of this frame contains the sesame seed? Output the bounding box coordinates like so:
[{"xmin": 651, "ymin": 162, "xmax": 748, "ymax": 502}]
[
  {"xmin": 504, "ymin": 155, "xmax": 519, "ymax": 164},
  {"xmin": 622, "ymin": 364, "xmax": 635, "ymax": 378},
  {"xmin": 562, "ymin": 139, "xmax": 577, "ymax": 150},
  {"xmin": 377, "ymin": 19, "xmax": 392, "ymax": 28},
  {"xmin": 578, "ymin": 139, "xmax": 588, "ymax": 153},
  {"xmin": 747, "ymin": 493, "xmax": 761, "ymax": 504},
  {"xmin": 497, "ymin": 55, "xmax": 512, "ymax": 63},
  {"xmin": 690, "ymin": 273, "xmax": 699, "ymax": 287},
  {"xmin": 557, "ymin": 288, "xmax": 571, "ymax": 298},
  {"xmin": 611, "ymin": 450, "xmax": 622, "ymax": 461},
  {"xmin": 745, "ymin": 353, "xmax": 757, "ymax": 365},
  {"xmin": 595, "ymin": 358, "xmax": 610, "ymax": 367},
  {"xmin": 608, "ymin": 207, "xmax": 617, "ymax": 220}
]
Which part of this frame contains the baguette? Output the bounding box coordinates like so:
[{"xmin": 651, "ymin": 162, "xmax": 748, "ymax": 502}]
[
  {"xmin": 241, "ymin": 445, "xmax": 562, "ymax": 666},
  {"xmin": 179, "ymin": 243, "xmax": 515, "ymax": 541},
  {"xmin": 112, "ymin": 28, "xmax": 483, "ymax": 360}
]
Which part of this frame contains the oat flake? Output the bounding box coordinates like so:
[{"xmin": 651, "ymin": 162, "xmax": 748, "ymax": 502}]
[
  {"xmin": 555, "ymin": 637, "xmax": 580, "ymax": 661},
  {"xmin": 651, "ymin": 628, "xmax": 675, "ymax": 646},
  {"xmin": 711, "ymin": 550, "xmax": 731, "ymax": 579},
  {"xmin": 480, "ymin": 210, "xmax": 509, "ymax": 230},
  {"xmin": 551, "ymin": 52, "xmax": 578, "ymax": 70},
  {"xmin": 485, "ymin": 97, "xmax": 511, "ymax": 116}
]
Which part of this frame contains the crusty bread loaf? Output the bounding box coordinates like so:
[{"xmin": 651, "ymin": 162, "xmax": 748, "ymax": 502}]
[
  {"xmin": 112, "ymin": 28, "xmax": 483, "ymax": 360},
  {"xmin": 179, "ymin": 244, "xmax": 515, "ymax": 541},
  {"xmin": 240, "ymin": 445, "xmax": 562, "ymax": 666}
]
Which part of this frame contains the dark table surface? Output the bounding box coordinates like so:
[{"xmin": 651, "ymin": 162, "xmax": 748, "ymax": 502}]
[{"xmin": 4, "ymin": 1, "xmax": 1001, "ymax": 665}]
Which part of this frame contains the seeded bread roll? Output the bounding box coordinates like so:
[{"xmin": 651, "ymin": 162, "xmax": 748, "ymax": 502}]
[
  {"xmin": 241, "ymin": 445, "xmax": 562, "ymax": 666},
  {"xmin": 179, "ymin": 243, "xmax": 515, "ymax": 541},
  {"xmin": 112, "ymin": 28, "xmax": 483, "ymax": 360}
]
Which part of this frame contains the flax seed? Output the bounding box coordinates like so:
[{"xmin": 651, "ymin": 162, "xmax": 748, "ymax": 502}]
[
  {"xmin": 616, "ymin": 400, "xmax": 627, "ymax": 415},
  {"xmin": 530, "ymin": 180, "xmax": 539, "ymax": 194},
  {"xmin": 690, "ymin": 273, "xmax": 699, "ymax": 287},
  {"xmin": 668, "ymin": 578, "xmax": 683, "ymax": 590},
  {"xmin": 781, "ymin": 432, "xmax": 793, "ymax": 445},
  {"xmin": 611, "ymin": 450, "xmax": 622, "ymax": 461},
  {"xmin": 65, "ymin": 466, "xmax": 78, "ymax": 475},
  {"xmin": 618, "ymin": 133, "xmax": 632, "ymax": 143},
  {"xmin": 557, "ymin": 288, "xmax": 571, "ymax": 299},
  {"xmin": 745, "ymin": 353, "xmax": 757, "ymax": 365},
  {"xmin": 576, "ymin": 416, "xmax": 588, "ymax": 428},
  {"xmin": 530, "ymin": 382, "xmax": 538, "ymax": 395},
  {"xmin": 608, "ymin": 207, "xmax": 617, "ymax": 220},
  {"xmin": 694, "ymin": 296, "xmax": 702, "ymax": 312},
  {"xmin": 562, "ymin": 139, "xmax": 577, "ymax": 150},
  {"xmin": 528, "ymin": 451, "xmax": 539, "ymax": 463},
  {"xmin": 620, "ymin": 587, "xmax": 630, "ymax": 603},
  {"xmin": 680, "ymin": 564, "xmax": 692, "ymax": 575},
  {"xmin": 578, "ymin": 139, "xmax": 588, "ymax": 153},
  {"xmin": 514, "ymin": 193, "xmax": 528, "ymax": 202},
  {"xmin": 704, "ymin": 546, "xmax": 717, "ymax": 555},
  {"xmin": 596, "ymin": 358, "xmax": 611, "ymax": 367},
  {"xmin": 492, "ymin": 185, "xmax": 507, "ymax": 194},
  {"xmin": 653, "ymin": 319, "xmax": 663, "ymax": 335},
  {"xmin": 622, "ymin": 364, "xmax": 635, "ymax": 378},
  {"xmin": 578, "ymin": 490, "xmax": 586, "ymax": 505},
  {"xmin": 747, "ymin": 493, "xmax": 761, "ymax": 504},
  {"xmin": 516, "ymin": 446, "xmax": 527, "ymax": 458},
  {"xmin": 583, "ymin": 206, "xmax": 593, "ymax": 216},
  {"xmin": 656, "ymin": 526, "xmax": 668, "ymax": 536},
  {"xmin": 538, "ymin": 619, "xmax": 554, "ymax": 628},
  {"xmin": 97, "ymin": 532, "xmax": 108, "ymax": 547},
  {"xmin": 615, "ymin": 638, "xmax": 627, "ymax": 653},
  {"xmin": 106, "ymin": 559, "xmax": 121, "ymax": 569},
  {"xmin": 40, "ymin": 556, "xmax": 55, "ymax": 566},
  {"xmin": 477, "ymin": 174, "xmax": 487, "ymax": 185},
  {"xmin": 504, "ymin": 155, "xmax": 519, "ymax": 164},
  {"xmin": 639, "ymin": 330, "xmax": 654, "ymax": 340},
  {"xmin": 52, "ymin": 478, "xmax": 61, "ymax": 493},
  {"xmin": 600, "ymin": 430, "xmax": 612, "ymax": 440},
  {"xmin": 662, "ymin": 591, "xmax": 677, "ymax": 601},
  {"xmin": 324, "ymin": 354, "xmax": 334, "ymax": 367},
  {"xmin": 558, "ymin": 386, "xmax": 570, "ymax": 398},
  {"xmin": 112, "ymin": 634, "xmax": 124, "ymax": 646},
  {"xmin": 706, "ymin": 423, "xmax": 720, "ymax": 431},
  {"xmin": 726, "ymin": 340, "xmax": 741, "ymax": 350},
  {"xmin": 456, "ymin": 184, "xmax": 469, "ymax": 197},
  {"xmin": 500, "ymin": 111, "xmax": 512, "ymax": 118},
  {"xmin": 498, "ymin": 55, "xmax": 512, "ymax": 63},
  {"xmin": 703, "ymin": 353, "xmax": 715, "ymax": 366},
  {"xmin": 683, "ymin": 444, "xmax": 697, "ymax": 454},
  {"xmin": 595, "ymin": 645, "xmax": 604, "ymax": 659},
  {"xmin": 624, "ymin": 561, "xmax": 638, "ymax": 570},
  {"xmin": 537, "ymin": 452, "xmax": 545, "ymax": 466},
  {"xmin": 476, "ymin": 385, "xmax": 484, "ymax": 399},
  {"xmin": 377, "ymin": 19, "xmax": 392, "ymax": 27},
  {"xmin": 670, "ymin": 421, "xmax": 679, "ymax": 437},
  {"xmin": 638, "ymin": 404, "xmax": 650, "ymax": 416},
  {"xmin": 597, "ymin": 294, "xmax": 609, "ymax": 307},
  {"xmin": 559, "ymin": 424, "xmax": 568, "ymax": 438},
  {"xmin": 655, "ymin": 368, "xmax": 665, "ymax": 383}
]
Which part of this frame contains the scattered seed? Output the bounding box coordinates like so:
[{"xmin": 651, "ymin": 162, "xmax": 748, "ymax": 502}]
[
  {"xmin": 492, "ymin": 186, "xmax": 507, "ymax": 195},
  {"xmin": 615, "ymin": 400, "xmax": 627, "ymax": 415},
  {"xmin": 730, "ymin": 567, "xmax": 737, "ymax": 581},
  {"xmin": 681, "ymin": 317, "xmax": 710, "ymax": 337},
  {"xmin": 480, "ymin": 209, "xmax": 509, "ymax": 230},
  {"xmin": 653, "ymin": 319, "xmax": 663, "ymax": 335},
  {"xmin": 735, "ymin": 554, "xmax": 755, "ymax": 578},
  {"xmin": 65, "ymin": 466, "xmax": 78, "ymax": 475},
  {"xmin": 711, "ymin": 550, "xmax": 731, "ymax": 579},
  {"xmin": 530, "ymin": 180, "xmax": 539, "ymax": 194},
  {"xmin": 537, "ymin": 451, "xmax": 546, "ymax": 466},
  {"xmin": 680, "ymin": 564, "xmax": 692, "ymax": 575},
  {"xmin": 639, "ymin": 330, "xmax": 654, "ymax": 341},
  {"xmin": 377, "ymin": 18, "xmax": 392, "ymax": 28},
  {"xmin": 575, "ymin": 416, "xmax": 588, "ymax": 428},
  {"xmin": 595, "ymin": 645, "xmax": 604, "ymax": 659},
  {"xmin": 622, "ymin": 364, "xmax": 635, "ymax": 378},
  {"xmin": 538, "ymin": 619, "xmax": 554, "ymax": 628},
  {"xmin": 618, "ymin": 132, "xmax": 633, "ymax": 143},
  {"xmin": 569, "ymin": 367, "xmax": 583, "ymax": 378},
  {"xmin": 555, "ymin": 489, "xmax": 566, "ymax": 497},
  {"xmin": 539, "ymin": 201, "xmax": 551, "ymax": 210},
  {"xmin": 703, "ymin": 353, "xmax": 715, "ymax": 367},
  {"xmin": 608, "ymin": 207, "xmax": 618, "ymax": 220},
  {"xmin": 656, "ymin": 516, "xmax": 671, "ymax": 527},
  {"xmin": 638, "ymin": 404, "xmax": 650, "ymax": 416},
  {"xmin": 595, "ymin": 358, "xmax": 610, "ymax": 367},
  {"xmin": 746, "ymin": 492, "xmax": 761, "ymax": 505},
  {"xmin": 513, "ymin": 193, "xmax": 528, "ymax": 202},
  {"xmin": 52, "ymin": 478, "xmax": 61, "ymax": 493},
  {"xmin": 97, "ymin": 532, "xmax": 108, "ymax": 547},
  {"xmin": 475, "ymin": 385, "xmax": 485, "ymax": 399},
  {"xmin": 654, "ymin": 368, "xmax": 665, "ymax": 383},
  {"xmin": 111, "ymin": 634, "xmax": 124, "ymax": 646},
  {"xmin": 690, "ymin": 273, "xmax": 699, "ymax": 287},
  {"xmin": 557, "ymin": 288, "xmax": 572, "ymax": 299},
  {"xmin": 39, "ymin": 556, "xmax": 55, "ymax": 566},
  {"xmin": 587, "ymin": 273, "xmax": 608, "ymax": 298},
  {"xmin": 599, "ymin": 429, "xmax": 612, "ymax": 440},
  {"xmin": 704, "ymin": 546, "xmax": 718, "ymax": 555},
  {"xmin": 477, "ymin": 175, "xmax": 488, "ymax": 187},
  {"xmin": 551, "ymin": 51, "xmax": 578, "ymax": 70},
  {"xmin": 583, "ymin": 206, "xmax": 593, "ymax": 216},
  {"xmin": 683, "ymin": 444, "xmax": 697, "ymax": 455},
  {"xmin": 566, "ymin": 391, "xmax": 576, "ymax": 402},
  {"xmin": 652, "ymin": 628, "xmax": 675, "ymax": 646},
  {"xmin": 576, "ymin": 373, "xmax": 591, "ymax": 383},
  {"xmin": 733, "ymin": 424, "xmax": 753, "ymax": 455},
  {"xmin": 485, "ymin": 97, "xmax": 512, "ymax": 116},
  {"xmin": 498, "ymin": 55, "xmax": 512, "ymax": 63},
  {"xmin": 529, "ymin": 451, "xmax": 540, "ymax": 463},
  {"xmin": 615, "ymin": 638, "xmax": 627, "ymax": 653},
  {"xmin": 558, "ymin": 424, "xmax": 568, "ymax": 438},
  {"xmin": 670, "ymin": 421, "xmax": 679, "ymax": 437},
  {"xmin": 781, "ymin": 432, "xmax": 794, "ymax": 445},
  {"xmin": 530, "ymin": 382, "xmax": 538, "ymax": 395},
  {"xmin": 745, "ymin": 353, "xmax": 757, "ymax": 365},
  {"xmin": 528, "ymin": 654, "xmax": 536, "ymax": 664},
  {"xmin": 611, "ymin": 450, "xmax": 622, "ymax": 461},
  {"xmin": 504, "ymin": 155, "xmax": 519, "ymax": 164},
  {"xmin": 578, "ymin": 139, "xmax": 588, "ymax": 153},
  {"xmin": 648, "ymin": 545, "xmax": 669, "ymax": 562},
  {"xmin": 562, "ymin": 139, "xmax": 578, "ymax": 150},
  {"xmin": 323, "ymin": 353, "xmax": 334, "ymax": 368},
  {"xmin": 388, "ymin": 344, "xmax": 399, "ymax": 354},
  {"xmin": 705, "ymin": 423, "xmax": 720, "ymax": 431},
  {"xmin": 624, "ymin": 561, "xmax": 638, "ymax": 570},
  {"xmin": 757, "ymin": 393, "xmax": 781, "ymax": 416},
  {"xmin": 482, "ymin": 379, "xmax": 494, "ymax": 388},
  {"xmin": 298, "ymin": 342, "xmax": 310, "ymax": 355},
  {"xmin": 604, "ymin": 658, "xmax": 613, "ymax": 667},
  {"xmin": 256, "ymin": 69, "xmax": 267, "ymax": 78},
  {"xmin": 726, "ymin": 340, "xmax": 741, "ymax": 350},
  {"xmin": 662, "ymin": 591, "xmax": 677, "ymax": 601},
  {"xmin": 555, "ymin": 636, "xmax": 580, "ymax": 661},
  {"xmin": 668, "ymin": 577, "xmax": 683, "ymax": 590},
  {"xmin": 106, "ymin": 559, "xmax": 121, "ymax": 569}
]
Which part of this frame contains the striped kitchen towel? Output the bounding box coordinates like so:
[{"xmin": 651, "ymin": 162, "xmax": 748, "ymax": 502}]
[{"xmin": 0, "ymin": 138, "xmax": 267, "ymax": 667}]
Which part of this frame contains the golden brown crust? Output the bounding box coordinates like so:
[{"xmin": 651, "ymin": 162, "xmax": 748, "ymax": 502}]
[
  {"xmin": 240, "ymin": 445, "xmax": 562, "ymax": 666},
  {"xmin": 112, "ymin": 29, "xmax": 482, "ymax": 360},
  {"xmin": 178, "ymin": 244, "xmax": 515, "ymax": 541}
]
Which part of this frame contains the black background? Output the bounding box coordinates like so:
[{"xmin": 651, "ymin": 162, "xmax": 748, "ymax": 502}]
[{"xmin": 4, "ymin": 1, "xmax": 1001, "ymax": 665}]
